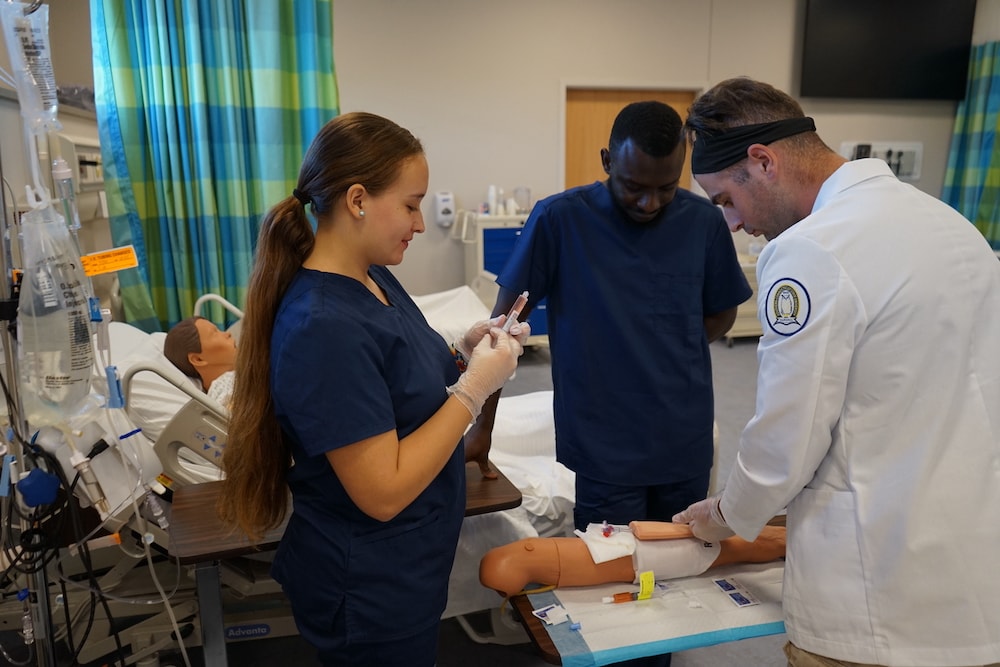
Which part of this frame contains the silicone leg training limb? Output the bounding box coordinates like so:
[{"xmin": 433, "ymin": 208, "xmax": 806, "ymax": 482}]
[
  {"xmin": 479, "ymin": 526, "xmax": 787, "ymax": 597},
  {"xmin": 711, "ymin": 524, "xmax": 787, "ymax": 568},
  {"xmin": 479, "ymin": 537, "xmax": 635, "ymax": 597}
]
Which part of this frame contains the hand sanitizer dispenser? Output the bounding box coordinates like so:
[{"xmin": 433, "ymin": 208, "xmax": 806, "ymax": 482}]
[{"xmin": 434, "ymin": 191, "xmax": 456, "ymax": 228}]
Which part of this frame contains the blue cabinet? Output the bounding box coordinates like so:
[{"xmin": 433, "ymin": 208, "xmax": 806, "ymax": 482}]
[
  {"xmin": 457, "ymin": 211, "xmax": 548, "ymax": 342},
  {"xmin": 481, "ymin": 227, "xmax": 548, "ymax": 337}
]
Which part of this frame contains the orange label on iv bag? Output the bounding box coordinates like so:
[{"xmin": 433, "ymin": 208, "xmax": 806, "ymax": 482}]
[{"xmin": 80, "ymin": 245, "xmax": 139, "ymax": 277}]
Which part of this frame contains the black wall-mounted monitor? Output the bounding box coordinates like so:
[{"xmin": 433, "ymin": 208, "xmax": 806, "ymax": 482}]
[{"xmin": 799, "ymin": 0, "xmax": 978, "ymax": 101}]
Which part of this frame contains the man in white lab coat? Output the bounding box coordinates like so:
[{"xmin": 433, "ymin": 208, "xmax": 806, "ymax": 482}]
[{"xmin": 673, "ymin": 77, "xmax": 1000, "ymax": 667}]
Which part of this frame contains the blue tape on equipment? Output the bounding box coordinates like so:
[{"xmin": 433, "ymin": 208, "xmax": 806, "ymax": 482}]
[
  {"xmin": 105, "ymin": 366, "xmax": 124, "ymax": 408},
  {"xmin": 19, "ymin": 468, "xmax": 60, "ymax": 507},
  {"xmin": 0, "ymin": 455, "xmax": 13, "ymax": 497}
]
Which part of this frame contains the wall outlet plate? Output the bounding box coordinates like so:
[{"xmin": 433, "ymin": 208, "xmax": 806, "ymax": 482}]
[{"xmin": 839, "ymin": 141, "xmax": 923, "ymax": 181}]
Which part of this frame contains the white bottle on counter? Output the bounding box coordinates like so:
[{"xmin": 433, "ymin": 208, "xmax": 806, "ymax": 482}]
[{"xmin": 487, "ymin": 185, "xmax": 497, "ymax": 216}]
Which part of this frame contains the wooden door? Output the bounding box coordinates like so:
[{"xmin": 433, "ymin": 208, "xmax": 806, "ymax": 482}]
[{"xmin": 565, "ymin": 88, "xmax": 697, "ymax": 190}]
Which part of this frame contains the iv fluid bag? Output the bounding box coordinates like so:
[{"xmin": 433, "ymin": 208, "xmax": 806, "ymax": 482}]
[{"xmin": 17, "ymin": 205, "xmax": 94, "ymax": 426}]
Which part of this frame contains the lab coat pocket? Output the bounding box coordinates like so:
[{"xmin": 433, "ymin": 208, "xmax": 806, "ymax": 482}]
[
  {"xmin": 784, "ymin": 488, "xmax": 870, "ymax": 646},
  {"xmin": 346, "ymin": 510, "xmax": 449, "ymax": 641}
]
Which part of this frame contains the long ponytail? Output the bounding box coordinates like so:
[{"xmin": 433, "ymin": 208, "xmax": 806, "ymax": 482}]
[{"xmin": 218, "ymin": 199, "xmax": 314, "ymax": 538}]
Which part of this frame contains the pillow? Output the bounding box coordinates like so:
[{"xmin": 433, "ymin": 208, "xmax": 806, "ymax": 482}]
[
  {"xmin": 490, "ymin": 390, "xmax": 577, "ymax": 537},
  {"xmin": 492, "ymin": 390, "xmax": 557, "ymax": 458},
  {"xmin": 410, "ymin": 285, "xmax": 491, "ymax": 346},
  {"xmin": 92, "ymin": 322, "xmax": 201, "ymax": 443}
]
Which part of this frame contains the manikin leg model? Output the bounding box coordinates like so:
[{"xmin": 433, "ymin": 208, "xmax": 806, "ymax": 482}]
[{"xmin": 480, "ymin": 525, "xmax": 786, "ymax": 597}]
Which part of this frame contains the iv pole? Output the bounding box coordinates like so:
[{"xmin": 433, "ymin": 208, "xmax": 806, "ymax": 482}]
[
  {"xmin": 0, "ymin": 2, "xmax": 59, "ymax": 664},
  {"xmin": 0, "ymin": 156, "xmax": 56, "ymax": 667}
]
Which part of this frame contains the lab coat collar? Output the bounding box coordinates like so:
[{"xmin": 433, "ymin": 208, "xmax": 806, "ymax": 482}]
[{"xmin": 811, "ymin": 159, "xmax": 895, "ymax": 215}]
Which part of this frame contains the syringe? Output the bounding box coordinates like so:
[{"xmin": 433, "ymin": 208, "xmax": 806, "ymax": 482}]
[{"xmin": 501, "ymin": 291, "xmax": 529, "ymax": 333}]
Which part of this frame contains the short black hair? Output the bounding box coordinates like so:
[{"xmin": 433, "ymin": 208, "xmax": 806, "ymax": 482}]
[{"xmin": 608, "ymin": 101, "xmax": 683, "ymax": 158}]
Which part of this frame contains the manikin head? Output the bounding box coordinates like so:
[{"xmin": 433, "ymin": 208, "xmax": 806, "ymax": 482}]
[{"xmin": 164, "ymin": 316, "xmax": 237, "ymax": 390}]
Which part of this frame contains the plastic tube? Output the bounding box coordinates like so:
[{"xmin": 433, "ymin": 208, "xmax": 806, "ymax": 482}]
[{"xmin": 51, "ymin": 158, "xmax": 80, "ymax": 234}]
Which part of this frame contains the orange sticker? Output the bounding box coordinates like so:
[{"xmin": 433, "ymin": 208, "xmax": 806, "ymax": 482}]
[{"xmin": 80, "ymin": 245, "xmax": 139, "ymax": 277}]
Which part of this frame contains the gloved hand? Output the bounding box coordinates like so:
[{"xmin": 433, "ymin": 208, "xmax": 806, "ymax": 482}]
[
  {"xmin": 672, "ymin": 495, "xmax": 735, "ymax": 543},
  {"xmin": 455, "ymin": 316, "xmax": 503, "ymax": 360},
  {"xmin": 456, "ymin": 317, "xmax": 532, "ymax": 360},
  {"xmin": 447, "ymin": 329, "xmax": 522, "ymax": 420},
  {"xmin": 504, "ymin": 320, "xmax": 531, "ymax": 348}
]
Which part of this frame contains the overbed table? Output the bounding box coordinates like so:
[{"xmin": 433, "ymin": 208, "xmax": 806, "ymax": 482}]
[
  {"xmin": 510, "ymin": 516, "xmax": 788, "ymax": 666},
  {"xmin": 510, "ymin": 564, "xmax": 786, "ymax": 667},
  {"xmin": 168, "ymin": 462, "xmax": 522, "ymax": 667}
]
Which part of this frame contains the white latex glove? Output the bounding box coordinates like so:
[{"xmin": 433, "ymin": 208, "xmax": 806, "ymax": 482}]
[
  {"xmin": 672, "ymin": 495, "xmax": 735, "ymax": 543},
  {"xmin": 454, "ymin": 316, "xmax": 502, "ymax": 359},
  {"xmin": 505, "ymin": 320, "xmax": 531, "ymax": 348},
  {"xmin": 447, "ymin": 328, "xmax": 522, "ymax": 420}
]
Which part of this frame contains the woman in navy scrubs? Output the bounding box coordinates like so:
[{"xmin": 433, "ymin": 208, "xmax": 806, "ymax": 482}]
[{"xmin": 218, "ymin": 113, "xmax": 527, "ymax": 666}]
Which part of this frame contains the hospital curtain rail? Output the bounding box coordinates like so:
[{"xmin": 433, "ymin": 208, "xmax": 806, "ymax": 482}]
[
  {"xmin": 943, "ymin": 40, "xmax": 1000, "ymax": 251},
  {"xmin": 91, "ymin": 0, "xmax": 340, "ymax": 331}
]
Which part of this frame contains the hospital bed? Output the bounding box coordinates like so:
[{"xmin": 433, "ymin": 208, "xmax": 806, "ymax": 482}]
[{"xmin": 29, "ymin": 285, "xmax": 575, "ymax": 662}]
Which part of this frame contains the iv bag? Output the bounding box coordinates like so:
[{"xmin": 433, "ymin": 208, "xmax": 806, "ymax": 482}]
[
  {"xmin": 17, "ymin": 204, "xmax": 95, "ymax": 427},
  {"xmin": 0, "ymin": 2, "xmax": 59, "ymax": 134}
]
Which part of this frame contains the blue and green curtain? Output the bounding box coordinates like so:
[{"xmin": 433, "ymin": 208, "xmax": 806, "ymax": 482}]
[
  {"xmin": 943, "ymin": 41, "xmax": 1000, "ymax": 250},
  {"xmin": 91, "ymin": 0, "xmax": 339, "ymax": 331}
]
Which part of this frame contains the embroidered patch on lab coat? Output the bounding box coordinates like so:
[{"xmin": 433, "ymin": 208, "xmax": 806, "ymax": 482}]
[{"xmin": 765, "ymin": 278, "xmax": 810, "ymax": 336}]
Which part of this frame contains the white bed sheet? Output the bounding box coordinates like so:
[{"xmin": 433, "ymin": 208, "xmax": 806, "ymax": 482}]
[
  {"xmin": 410, "ymin": 284, "xmax": 492, "ymax": 345},
  {"xmin": 92, "ymin": 321, "xmax": 203, "ymax": 443},
  {"xmin": 89, "ymin": 321, "xmax": 223, "ymax": 484}
]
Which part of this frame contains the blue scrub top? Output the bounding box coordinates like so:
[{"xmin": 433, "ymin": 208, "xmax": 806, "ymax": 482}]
[
  {"xmin": 498, "ymin": 183, "xmax": 751, "ymax": 485},
  {"xmin": 268, "ymin": 265, "xmax": 465, "ymax": 644}
]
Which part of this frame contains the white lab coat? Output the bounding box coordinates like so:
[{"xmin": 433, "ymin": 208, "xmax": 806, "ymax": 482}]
[{"xmin": 721, "ymin": 160, "xmax": 1000, "ymax": 666}]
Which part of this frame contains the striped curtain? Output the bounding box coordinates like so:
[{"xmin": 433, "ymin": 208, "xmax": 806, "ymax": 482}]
[
  {"xmin": 91, "ymin": 0, "xmax": 339, "ymax": 331},
  {"xmin": 942, "ymin": 41, "xmax": 1000, "ymax": 250}
]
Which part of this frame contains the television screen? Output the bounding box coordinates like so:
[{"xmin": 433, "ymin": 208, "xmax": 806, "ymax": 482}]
[{"xmin": 799, "ymin": 0, "xmax": 977, "ymax": 101}]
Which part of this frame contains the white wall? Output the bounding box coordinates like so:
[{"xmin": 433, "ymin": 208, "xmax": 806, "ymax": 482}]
[
  {"xmin": 974, "ymin": 0, "xmax": 1000, "ymax": 43},
  {"xmin": 1, "ymin": 0, "xmax": 996, "ymax": 298},
  {"xmin": 334, "ymin": 0, "xmax": 968, "ymax": 294}
]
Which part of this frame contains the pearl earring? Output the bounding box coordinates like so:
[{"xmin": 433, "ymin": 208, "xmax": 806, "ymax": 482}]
[{"xmin": 359, "ymin": 210, "xmax": 365, "ymax": 217}]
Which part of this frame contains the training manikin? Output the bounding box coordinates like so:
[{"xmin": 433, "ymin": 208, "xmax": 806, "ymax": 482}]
[{"xmin": 479, "ymin": 522, "xmax": 786, "ymax": 597}]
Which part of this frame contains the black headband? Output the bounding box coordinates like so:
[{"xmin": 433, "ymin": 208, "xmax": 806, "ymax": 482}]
[{"xmin": 690, "ymin": 117, "xmax": 816, "ymax": 174}]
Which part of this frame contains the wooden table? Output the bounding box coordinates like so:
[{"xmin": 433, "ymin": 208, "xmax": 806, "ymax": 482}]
[
  {"xmin": 511, "ymin": 593, "xmax": 562, "ymax": 664},
  {"xmin": 168, "ymin": 462, "xmax": 522, "ymax": 667}
]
